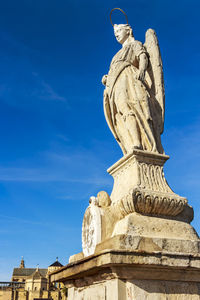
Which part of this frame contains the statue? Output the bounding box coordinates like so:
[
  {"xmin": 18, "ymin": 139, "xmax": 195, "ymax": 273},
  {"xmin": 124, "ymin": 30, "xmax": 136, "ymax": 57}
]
[
  {"xmin": 102, "ymin": 8, "xmax": 165, "ymax": 155},
  {"xmin": 80, "ymin": 11, "xmax": 194, "ymax": 256}
]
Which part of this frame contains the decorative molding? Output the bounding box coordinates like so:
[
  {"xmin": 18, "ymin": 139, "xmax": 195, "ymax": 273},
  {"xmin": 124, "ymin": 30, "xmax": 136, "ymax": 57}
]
[
  {"xmin": 108, "ymin": 150, "xmax": 189, "ymax": 217},
  {"xmin": 118, "ymin": 188, "xmax": 187, "ymax": 217},
  {"xmin": 137, "ymin": 161, "xmax": 172, "ymax": 193}
]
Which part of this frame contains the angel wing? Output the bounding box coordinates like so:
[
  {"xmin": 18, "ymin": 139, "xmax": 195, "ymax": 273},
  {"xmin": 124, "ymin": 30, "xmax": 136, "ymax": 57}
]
[{"xmin": 144, "ymin": 29, "xmax": 165, "ymax": 134}]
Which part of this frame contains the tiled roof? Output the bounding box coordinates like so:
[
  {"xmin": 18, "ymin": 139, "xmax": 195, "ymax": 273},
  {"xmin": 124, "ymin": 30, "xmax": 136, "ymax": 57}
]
[
  {"xmin": 12, "ymin": 268, "xmax": 47, "ymax": 277},
  {"xmin": 49, "ymin": 261, "xmax": 63, "ymax": 267},
  {"xmin": 27, "ymin": 269, "xmax": 46, "ymax": 279}
]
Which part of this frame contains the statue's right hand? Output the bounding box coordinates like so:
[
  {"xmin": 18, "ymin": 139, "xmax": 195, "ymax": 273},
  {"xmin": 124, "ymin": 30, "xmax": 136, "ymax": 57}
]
[{"xmin": 102, "ymin": 75, "xmax": 107, "ymax": 86}]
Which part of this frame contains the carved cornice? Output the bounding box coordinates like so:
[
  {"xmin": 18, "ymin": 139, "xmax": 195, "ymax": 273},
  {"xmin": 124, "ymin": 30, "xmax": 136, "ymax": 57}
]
[
  {"xmin": 118, "ymin": 188, "xmax": 187, "ymax": 217},
  {"xmin": 108, "ymin": 150, "xmax": 189, "ymax": 218}
]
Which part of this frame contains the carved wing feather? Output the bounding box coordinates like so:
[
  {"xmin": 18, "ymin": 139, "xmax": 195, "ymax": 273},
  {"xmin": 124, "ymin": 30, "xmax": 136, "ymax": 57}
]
[{"xmin": 144, "ymin": 29, "xmax": 165, "ymax": 134}]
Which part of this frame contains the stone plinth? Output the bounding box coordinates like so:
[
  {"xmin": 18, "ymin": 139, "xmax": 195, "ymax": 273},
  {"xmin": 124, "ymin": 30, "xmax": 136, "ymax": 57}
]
[
  {"xmin": 108, "ymin": 150, "xmax": 191, "ymax": 219},
  {"xmin": 52, "ymin": 150, "xmax": 200, "ymax": 299},
  {"xmin": 50, "ymin": 150, "xmax": 200, "ymax": 299},
  {"xmin": 80, "ymin": 150, "xmax": 195, "ymax": 258},
  {"xmin": 51, "ymin": 152, "xmax": 199, "ymax": 299},
  {"xmin": 50, "ymin": 249, "xmax": 200, "ymax": 299}
]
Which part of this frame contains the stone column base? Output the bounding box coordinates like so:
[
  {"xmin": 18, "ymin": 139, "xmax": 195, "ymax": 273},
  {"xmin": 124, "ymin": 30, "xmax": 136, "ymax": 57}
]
[
  {"xmin": 108, "ymin": 150, "xmax": 192, "ymax": 220},
  {"xmin": 50, "ymin": 249, "xmax": 200, "ymax": 299}
]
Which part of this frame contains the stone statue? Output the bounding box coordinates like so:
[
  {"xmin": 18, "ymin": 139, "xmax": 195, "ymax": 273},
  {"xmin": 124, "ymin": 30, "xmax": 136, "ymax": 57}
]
[
  {"xmin": 52, "ymin": 9, "xmax": 200, "ymax": 300},
  {"xmin": 80, "ymin": 10, "xmax": 194, "ymax": 259},
  {"xmin": 102, "ymin": 20, "xmax": 165, "ymax": 155}
]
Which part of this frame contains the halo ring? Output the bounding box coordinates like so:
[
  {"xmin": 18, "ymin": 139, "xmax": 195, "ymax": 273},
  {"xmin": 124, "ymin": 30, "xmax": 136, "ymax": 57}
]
[{"xmin": 110, "ymin": 8, "xmax": 129, "ymax": 27}]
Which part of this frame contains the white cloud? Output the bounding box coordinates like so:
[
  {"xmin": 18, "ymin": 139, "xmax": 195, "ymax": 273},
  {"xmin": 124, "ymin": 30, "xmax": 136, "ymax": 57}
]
[{"xmin": 32, "ymin": 72, "xmax": 67, "ymax": 102}]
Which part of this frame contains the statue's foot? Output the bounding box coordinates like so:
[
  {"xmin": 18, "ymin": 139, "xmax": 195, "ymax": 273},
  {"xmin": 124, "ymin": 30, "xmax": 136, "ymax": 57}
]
[
  {"xmin": 132, "ymin": 145, "xmax": 143, "ymax": 151},
  {"xmin": 126, "ymin": 145, "xmax": 142, "ymax": 154}
]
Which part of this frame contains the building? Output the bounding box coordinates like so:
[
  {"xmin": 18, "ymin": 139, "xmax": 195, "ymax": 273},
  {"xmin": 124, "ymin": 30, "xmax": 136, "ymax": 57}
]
[
  {"xmin": 0, "ymin": 258, "xmax": 66, "ymax": 300},
  {"xmin": 25, "ymin": 268, "xmax": 48, "ymax": 293},
  {"xmin": 12, "ymin": 257, "xmax": 47, "ymax": 283},
  {"xmin": 48, "ymin": 259, "xmax": 63, "ymax": 274}
]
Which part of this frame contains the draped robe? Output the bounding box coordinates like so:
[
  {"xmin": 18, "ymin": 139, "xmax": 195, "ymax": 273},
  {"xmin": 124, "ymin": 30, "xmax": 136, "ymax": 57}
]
[{"xmin": 103, "ymin": 39, "xmax": 164, "ymax": 154}]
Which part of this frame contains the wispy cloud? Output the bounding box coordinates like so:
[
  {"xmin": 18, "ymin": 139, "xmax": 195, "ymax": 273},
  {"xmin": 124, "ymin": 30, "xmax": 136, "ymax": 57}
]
[
  {"xmin": 32, "ymin": 72, "xmax": 67, "ymax": 102},
  {"xmin": 0, "ymin": 148, "xmax": 112, "ymax": 187},
  {"xmin": 0, "ymin": 166, "xmax": 111, "ymax": 186},
  {"xmin": 0, "ymin": 214, "xmax": 80, "ymax": 234},
  {"xmin": 0, "ymin": 32, "xmax": 68, "ymax": 105},
  {"xmin": 56, "ymin": 134, "xmax": 70, "ymax": 142},
  {"xmin": 0, "ymin": 214, "xmax": 49, "ymax": 227}
]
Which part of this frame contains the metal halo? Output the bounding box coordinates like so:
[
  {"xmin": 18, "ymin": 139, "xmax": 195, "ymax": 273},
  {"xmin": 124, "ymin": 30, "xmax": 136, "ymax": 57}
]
[{"xmin": 110, "ymin": 8, "xmax": 129, "ymax": 27}]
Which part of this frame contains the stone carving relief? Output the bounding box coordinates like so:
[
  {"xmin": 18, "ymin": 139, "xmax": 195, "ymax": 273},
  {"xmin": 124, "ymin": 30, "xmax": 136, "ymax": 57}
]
[
  {"xmin": 109, "ymin": 151, "xmax": 189, "ymax": 218},
  {"xmin": 82, "ymin": 197, "xmax": 102, "ymax": 257},
  {"xmin": 137, "ymin": 161, "xmax": 171, "ymax": 193},
  {"xmin": 82, "ymin": 193, "xmax": 113, "ymax": 257},
  {"xmin": 119, "ymin": 188, "xmax": 187, "ymax": 218}
]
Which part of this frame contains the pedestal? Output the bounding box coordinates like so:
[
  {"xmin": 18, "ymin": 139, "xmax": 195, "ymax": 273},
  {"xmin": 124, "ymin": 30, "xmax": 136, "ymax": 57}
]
[
  {"xmin": 50, "ymin": 150, "xmax": 200, "ymax": 299},
  {"xmin": 107, "ymin": 150, "xmax": 192, "ymax": 219},
  {"xmin": 50, "ymin": 250, "xmax": 200, "ymax": 299},
  {"xmin": 80, "ymin": 150, "xmax": 195, "ymax": 258}
]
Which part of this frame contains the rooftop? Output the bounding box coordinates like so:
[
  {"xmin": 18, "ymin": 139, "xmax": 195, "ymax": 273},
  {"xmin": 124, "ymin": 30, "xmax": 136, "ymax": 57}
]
[
  {"xmin": 49, "ymin": 261, "xmax": 63, "ymax": 267},
  {"xmin": 12, "ymin": 268, "xmax": 47, "ymax": 277}
]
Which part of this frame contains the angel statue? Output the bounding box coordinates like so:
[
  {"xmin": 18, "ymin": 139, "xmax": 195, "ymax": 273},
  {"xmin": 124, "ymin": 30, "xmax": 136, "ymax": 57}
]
[{"xmin": 102, "ymin": 8, "xmax": 165, "ymax": 155}]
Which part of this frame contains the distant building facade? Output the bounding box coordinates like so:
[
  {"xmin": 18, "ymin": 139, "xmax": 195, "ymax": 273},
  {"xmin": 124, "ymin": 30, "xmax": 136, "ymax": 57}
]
[{"xmin": 0, "ymin": 258, "xmax": 66, "ymax": 300}]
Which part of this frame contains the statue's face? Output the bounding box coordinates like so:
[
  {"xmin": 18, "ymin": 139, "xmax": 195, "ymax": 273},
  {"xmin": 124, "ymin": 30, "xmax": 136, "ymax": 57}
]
[{"xmin": 114, "ymin": 25, "xmax": 129, "ymax": 44}]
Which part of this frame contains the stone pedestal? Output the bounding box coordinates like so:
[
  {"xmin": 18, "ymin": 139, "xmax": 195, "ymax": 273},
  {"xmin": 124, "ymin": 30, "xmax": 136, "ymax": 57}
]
[
  {"xmin": 50, "ymin": 250, "xmax": 200, "ymax": 299},
  {"xmin": 107, "ymin": 150, "xmax": 192, "ymax": 219},
  {"xmin": 80, "ymin": 150, "xmax": 195, "ymax": 258},
  {"xmin": 50, "ymin": 150, "xmax": 200, "ymax": 299}
]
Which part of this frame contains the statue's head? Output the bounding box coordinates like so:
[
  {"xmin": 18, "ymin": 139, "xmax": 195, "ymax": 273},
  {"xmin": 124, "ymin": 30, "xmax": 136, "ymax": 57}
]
[{"xmin": 114, "ymin": 24, "xmax": 133, "ymax": 44}]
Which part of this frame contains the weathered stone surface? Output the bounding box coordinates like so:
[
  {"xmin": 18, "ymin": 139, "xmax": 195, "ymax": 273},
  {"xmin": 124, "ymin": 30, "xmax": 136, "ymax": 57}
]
[
  {"xmin": 50, "ymin": 250, "xmax": 200, "ymax": 299},
  {"xmin": 97, "ymin": 191, "xmax": 111, "ymax": 207},
  {"xmin": 68, "ymin": 279, "xmax": 200, "ymax": 300},
  {"xmin": 112, "ymin": 213, "xmax": 198, "ymax": 240},
  {"xmin": 69, "ymin": 252, "xmax": 84, "ymax": 264},
  {"xmin": 95, "ymin": 235, "xmax": 200, "ymax": 255},
  {"xmin": 81, "ymin": 150, "xmax": 195, "ymax": 258},
  {"xmin": 82, "ymin": 203, "xmax": 102, "ymax": 257},
  {"xmin": 126, "ymin": 280, "xmax": 200, "ymax": 300},
  {"xmin": 108, "ymin": 150, "xmax": 190, "ymax": 217},
  {"xmin": 50, "ymin": 250, "xmax": 200, "ymax": 283}
]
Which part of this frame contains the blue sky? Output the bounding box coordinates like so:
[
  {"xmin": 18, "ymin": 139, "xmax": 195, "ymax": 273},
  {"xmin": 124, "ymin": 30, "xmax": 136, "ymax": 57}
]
[{"xmin": 0, "ymin": 0, "xmax": 200, "ymax": 280}]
